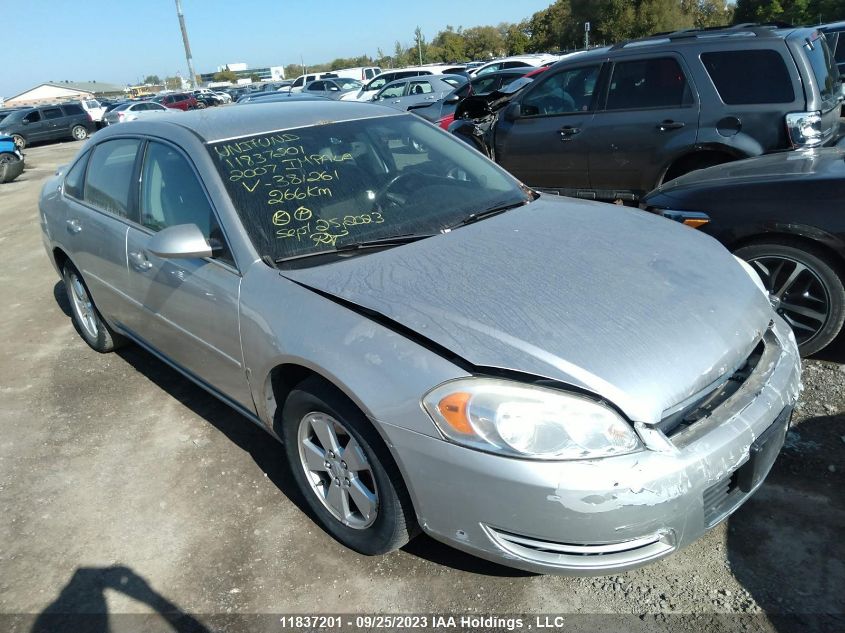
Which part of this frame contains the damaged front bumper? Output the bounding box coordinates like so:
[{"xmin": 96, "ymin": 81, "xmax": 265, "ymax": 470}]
[{"xmin": 382, "ymin": 318, "xmax": 801, "ymax": 575}]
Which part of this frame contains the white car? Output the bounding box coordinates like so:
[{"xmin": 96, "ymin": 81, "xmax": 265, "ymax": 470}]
[
  {"xmin": 469, "ymin": 54, "xmax": 560, "ymax": 77},
  {"xmin": 102, "ymin": 101, "xmax": 173, "ymax": 125},
  {"xmin": 79, "ymin": 99, "xmax": 107, "ymax": 123}
]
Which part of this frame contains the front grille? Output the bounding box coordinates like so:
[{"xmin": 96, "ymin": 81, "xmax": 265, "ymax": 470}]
[
  {"xmin": 703, "ymin": 471, "xmax": 743, "ymax": 527},
  {"xmin": 657, "ymin": 339, "xmax": 765, "ymax": 439}
]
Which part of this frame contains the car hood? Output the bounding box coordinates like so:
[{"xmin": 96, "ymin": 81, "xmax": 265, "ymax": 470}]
[
  {"xmin": 282, "ymin": 197, "xmax": 773, "ymax": 424},
  {"xmin": 649, "ymin": 148, "xmax": 845, "ymax": 198}
]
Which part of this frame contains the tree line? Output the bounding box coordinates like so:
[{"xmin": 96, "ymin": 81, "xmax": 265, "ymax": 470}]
[
  {"xmin": 278, "ymin": 0, "xmax": 842, "ymax": 78},
  {"xmin": 139, "ymin": 0, "xmax": 843, "ymax": 83}
]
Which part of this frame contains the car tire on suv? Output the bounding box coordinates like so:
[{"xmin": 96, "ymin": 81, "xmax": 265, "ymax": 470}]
[
  {"xmin": 280, "ymin": 375, "xmax": 417, "ymax": 555},
  {"xmin": 71, "ymin": 125, "xmax": 89, "ymax": 141},
  {"xmin": 735, "ymin": 241, "xmax": 845, "ymax": 356},
  {"xmin": 11, "ymin": 134, "xmax": 25, "ymax": 150}
]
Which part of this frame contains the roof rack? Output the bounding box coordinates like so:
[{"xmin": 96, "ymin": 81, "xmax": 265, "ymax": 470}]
[{"xmin": 610, "ymin": 24, "xmax": 786, "ymax": 51}]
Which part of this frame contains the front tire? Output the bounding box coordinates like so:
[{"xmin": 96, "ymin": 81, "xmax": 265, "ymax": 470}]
[
  {"xmin": 62, "ymin": 263, "xmax": 125, "ymax": 353},
  {"xmin": 281, "ymin": 376, "xmax": 416, "ymax": 555},
  {"xmin": 11, "ymin": 134, "xmax": 25, "ymax": 150},
  {"xmin": 734, "ymin": 241, "xmax": 845, "ymax": 356}
]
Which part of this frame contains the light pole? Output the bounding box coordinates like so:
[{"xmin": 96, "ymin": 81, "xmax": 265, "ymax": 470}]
[
  {"xmin": 174, "ymin": 0, "xmax": 197, "ymax": 89},
  {"xmin": 585, "ymin": 22, "xmax": 590, "ymax": 50}
]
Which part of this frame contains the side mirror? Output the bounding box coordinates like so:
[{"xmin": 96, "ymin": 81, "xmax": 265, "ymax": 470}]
[
  {"xmin": 503, "ymin": 102, "xmax": 521, "ymax": 122},
  {"xmin": 147, "ymin": 224, "xmax": 212, "ymax": 259},
  {"xmin": 444, "ymin": 94, "xmax": 461, "ymax": 105},
  {"xmin": 21, "ymin": 119, "xmax": 30, "ymax": 125}
]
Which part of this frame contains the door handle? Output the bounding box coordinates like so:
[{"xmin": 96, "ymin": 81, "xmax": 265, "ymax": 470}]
[
  {"xmin": 392, "ymin": 100, "xmax": 401, "ymax": 103},
  {"xmin": 559, "ymin": 126, "xmax": 581, "ymax": 140},
  {"xmin": 66, "ymin": 218, "xmax": 82, "ymax": 234},
  {"xmin": 128, "ymin": 250, "xmax": 153, "ymax": 271},
  {"xmin": 658, "ymin": 120, "xmax": 685, "ymax": 131}
]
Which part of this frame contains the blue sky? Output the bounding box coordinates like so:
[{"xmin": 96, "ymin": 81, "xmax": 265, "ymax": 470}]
[{"xmin": 4, "ymin": 0, "xmax": 554, "ymax": 98}]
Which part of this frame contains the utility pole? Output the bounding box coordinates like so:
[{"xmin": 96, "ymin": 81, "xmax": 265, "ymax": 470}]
[
  {"xmin": 174, "ymin": 0, "xmax": 197, "ymax": 89},
  {"xmin": 584, "ymin": 22, "xmax": 590, "ymax": 50},
  {"xmin": 415, "ymin": 26, "xmax": 424, "ymax": 66}
]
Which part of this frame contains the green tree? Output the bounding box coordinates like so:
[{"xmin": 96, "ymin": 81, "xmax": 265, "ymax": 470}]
[
  {"xmin": 463, "ymin": 25, "xmax": 506, "ymax": 59},
  {"xmin": 505, "ymin": 22, "xmax": 530, "ymax": 55},
  {"xmin": 213, "ymin": 69, "xmax": 237, "ymax": 82},
  {"xmin": 429, "ymin": 26, "xmax": 467, "ymax": 61},
  {"xmin": 143, "ymin": 74, "xmax": 161, "ymax": 85}
]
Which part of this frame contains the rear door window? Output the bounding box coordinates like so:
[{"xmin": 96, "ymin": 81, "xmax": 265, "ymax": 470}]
[
  {"xmin": 606, "ymin": 57, "xmax": 693, "ymax": 110},
  {"xmin": 64, "ymin": 153, "xmax": 89, "ymax": 199},
  {"xmin": 701, "ymin": 50, "xmax": 794, "ymax": 104},
  {"xmin": 43, "ymin": 107, "xmax": 63, "ymax": 120},
  {"xmin": 408, "ymin": 81, "xmax": 434, "ymax": 95},
  {"xmin": 83, "ymin": 138, "xmax": 141, "ymax": 218}
]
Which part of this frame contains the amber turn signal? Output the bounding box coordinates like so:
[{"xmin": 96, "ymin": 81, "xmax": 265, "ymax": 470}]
[{"xmin": 437, "ymin": 392, "xmax": 473, "ymax": 434}]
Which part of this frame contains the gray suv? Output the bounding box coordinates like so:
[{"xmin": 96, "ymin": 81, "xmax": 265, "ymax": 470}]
[
  {"xmin": 0, "ymin": 102, "xmax": 94, "ymax": 150},
  {"xmin": 492, "ymin": 25, "xmax": 842, "ymax": 201}
]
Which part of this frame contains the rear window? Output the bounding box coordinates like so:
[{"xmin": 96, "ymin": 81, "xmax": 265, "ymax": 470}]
[
  {"xmin": 701, "ymin": 50, "xmax": 794, "ymax": 104},
  {"xmin": 805, "ymin": 34, "xmax": 838, "ymax": 102},
  {"xmin": 43, "ymin": 108, "xmax": 63, "ymax": 120},
  {"xmin": 84, "ymin": 139, "xmax": 141, "ymax": 217},
  {"xmin": 606, "ymin": 57, "xmax": 693, "ymax": 109},
  {"xmin": 62, "ymin": 104, "xmax": 84, "ymax": 116}
]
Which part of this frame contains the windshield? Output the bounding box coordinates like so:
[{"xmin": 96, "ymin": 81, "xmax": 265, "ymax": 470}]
[
  {"xmin": 1, "ymin": 110, "xmax": 28, "ymax": 125},
  {"xmin": 208, "ymin": 115, "xmax": 527, "ymax": 263}
]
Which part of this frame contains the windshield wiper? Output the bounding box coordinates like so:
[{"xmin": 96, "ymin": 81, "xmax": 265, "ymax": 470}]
[
  {"xmin": 445, "ymin": 199, "xmax": 529, "ymax": 231},
  {"xmin": 274, "ymin": 233, "xmax": 435, "ymax": 264}
]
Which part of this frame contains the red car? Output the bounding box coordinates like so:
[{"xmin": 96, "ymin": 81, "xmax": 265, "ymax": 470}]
[{"xmin": 156, "ymin": 93, "xmax": 199, "ymax": 111}]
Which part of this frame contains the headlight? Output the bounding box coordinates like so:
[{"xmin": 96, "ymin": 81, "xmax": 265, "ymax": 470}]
[
  {"xmin": 422, "ymin": 378, "xmax": 641, "ymax": 460},
  {"xmin": 734, "ymin": 255, "xmax": 768, "ymax": 297}
]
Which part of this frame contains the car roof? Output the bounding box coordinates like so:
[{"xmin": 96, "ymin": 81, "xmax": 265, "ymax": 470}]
[{"xmin": 94, "ymin": 101, "xmax": 404, "ymax": 143}]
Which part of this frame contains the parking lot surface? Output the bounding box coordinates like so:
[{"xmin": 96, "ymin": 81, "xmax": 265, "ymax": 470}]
[{"xmin": 0, "ymin": 142, "xmax": 843, "ymax": 632}]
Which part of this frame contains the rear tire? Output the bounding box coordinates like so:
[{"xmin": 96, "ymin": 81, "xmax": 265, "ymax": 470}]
[
  {"xmin": 71, "ymin": 125, "xmax": 88, "ymax": 141},
  {"xmin": 734, "ymin": 241, "xmax": 845, "ymax": 356},
  {"xmin": 62, "ymin": 262, "xmax": 126, "ymax": 353},
  {"xmin": 280, "ymin": 376, "xmax": 416, "ymax": 555}
]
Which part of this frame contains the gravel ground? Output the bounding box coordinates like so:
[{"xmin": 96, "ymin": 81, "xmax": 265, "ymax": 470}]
[{"xmin": 0, "ymin": 141, "xmax": 842, "ymax": 633}]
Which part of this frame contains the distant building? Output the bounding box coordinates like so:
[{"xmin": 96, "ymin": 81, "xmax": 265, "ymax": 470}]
[
  {"xmin": 199, "ymin": 65, "xmax": 285, "ymax": 85},
  {"xmin": 5, "ymin": 81, "xmax": 126, "ymax": 107}
]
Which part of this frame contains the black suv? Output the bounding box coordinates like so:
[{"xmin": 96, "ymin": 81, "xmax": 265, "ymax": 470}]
[
  {"xmin": 488, "ymin": 25, "xmax": 842, "ymax": 201},
  {"xmin": 0, "ymin": 102, "xmax": 94, "ymax": 150}
]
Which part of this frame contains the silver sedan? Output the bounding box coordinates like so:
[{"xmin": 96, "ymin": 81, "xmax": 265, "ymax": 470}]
[
  {"xmin": 38, "ymin": 103, "xmax": 800, "ymax": 574},
  {"xmin": 102, "ymin": 101, "xmax": 172, "ymax": 125}
]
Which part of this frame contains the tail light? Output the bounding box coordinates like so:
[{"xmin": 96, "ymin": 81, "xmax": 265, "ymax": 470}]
[
  {"xmin": 438, "ymin": 114, "xmax": 455, "ymax": 130},
  {"xmin": 786, "ymin": 111, "xmax": 823, "ymax": 147}
]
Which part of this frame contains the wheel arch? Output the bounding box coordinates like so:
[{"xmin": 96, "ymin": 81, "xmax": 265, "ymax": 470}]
[
  {"xmin": 727, "ymin": 227, "xmax": 845, "ymax": 275},
  {"xmin": 658, "ymin": 146, "xmax": 745, "ymax": 186},
  {"xmin": 263, "ymin": 361, "xmax": 423, "ymax": 516}
]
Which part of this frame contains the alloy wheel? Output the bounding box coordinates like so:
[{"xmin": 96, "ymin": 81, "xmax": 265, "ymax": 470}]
[
  {"xmin": 68, "ymin": 272, "xmax": 99, "ymax": 340},
  {"xmin": 747, "ymin": 255, "xmax": 830, "ymax": 347},
  {"xmin": 297, "ymin": 412, "xmax": 379, "ymax": 529}
]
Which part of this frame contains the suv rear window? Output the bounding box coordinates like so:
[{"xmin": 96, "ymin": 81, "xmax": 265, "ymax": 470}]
[
  {"xmin": 805, "ymin": 34, "xmax": 838, "ymax": 102},
  {"xmin": 701, "ymin": 50, "xmax": 794, "ymax": 104},
  {"xmin": 62, "ymin": 104, "xmax": 84, "ymax": 116}
]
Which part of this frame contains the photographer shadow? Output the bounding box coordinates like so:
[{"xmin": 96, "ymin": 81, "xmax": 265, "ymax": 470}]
[{"xmin": 30, "ymin": 566, "xmax": 209, "ymax": 633}]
